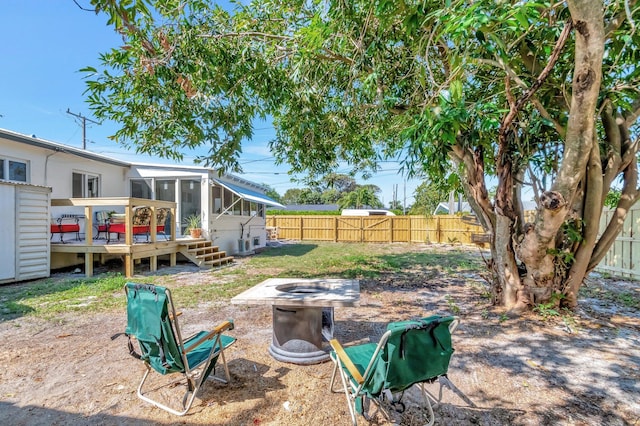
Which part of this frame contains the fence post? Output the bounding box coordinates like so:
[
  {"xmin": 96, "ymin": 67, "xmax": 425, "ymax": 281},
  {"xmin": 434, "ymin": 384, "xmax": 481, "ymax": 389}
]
[
  {"xmin": 409, "ymin": 216, "xmax": 413, "ymax": 243},
  {"xmin": 299, "ymin": 217, "xmax": 303, "ymax": 240},
  {"xmin": 389, "ymin": 217, "xmax": 393, "ymax": 243},
  {"xmin": 334, "ymin": 216, "xmax": 338, "ymax": 242}
]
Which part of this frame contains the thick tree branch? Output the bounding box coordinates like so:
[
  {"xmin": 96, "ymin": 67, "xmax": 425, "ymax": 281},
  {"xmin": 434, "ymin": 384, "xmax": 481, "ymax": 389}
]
[
  {"xmin": 450, "ymin": 143, "xmax": 495, "ymax": 231},
  {"xmin": 500, "ymin": 20, "xmax": 573, "ymax": 133},
  {"xmin": 201, "ymin": 31, "xmax": 293, "ymax": 41},
  {"xmin": 623, "ymin": 97, "xmax": 640, "ymax": 128},
  {"xmin": 600, "ymin": 99, "xmax": 622, "ymax": 195},
  {"xmin": 564, "ymin": 134, "xmax": 603, "ymax": 306}
]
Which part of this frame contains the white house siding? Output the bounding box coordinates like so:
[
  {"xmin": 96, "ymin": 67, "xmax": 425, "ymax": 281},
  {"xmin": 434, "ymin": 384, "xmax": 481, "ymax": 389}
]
[
  {"xmin": 208, "ymin": 213, "xmax": 266, "ymax": 256},
  {"xmin": 0, "ymin": 182, "xmax": 51, "ymax": 284},
  {"xmin": 1, "ymin": 135, "xmax": 128, "ymax": 198}
]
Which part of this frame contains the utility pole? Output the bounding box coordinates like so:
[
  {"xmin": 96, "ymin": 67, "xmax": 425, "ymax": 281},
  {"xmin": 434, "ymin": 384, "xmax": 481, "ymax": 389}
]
[
  {"xmin": 66, "ymin": 109, "xmax": 99, "ymax": 149},
  {"xmin": 403, "ymin": 181, "xmax": 406, "ymax": 215}
]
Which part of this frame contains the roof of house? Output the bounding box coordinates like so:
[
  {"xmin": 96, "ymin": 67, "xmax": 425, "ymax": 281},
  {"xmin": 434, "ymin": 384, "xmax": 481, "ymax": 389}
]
[
  {"xmin": 1, "ymin": 127, "xmax": 131, "ymax": 167},
  {"xmin": 1, "ymin": 127, "xmax": 270, "ymax": 193}
]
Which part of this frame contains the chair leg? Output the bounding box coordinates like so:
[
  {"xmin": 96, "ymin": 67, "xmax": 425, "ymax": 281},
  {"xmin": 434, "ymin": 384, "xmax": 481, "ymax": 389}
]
[
  {"xmin": 329, "ymin": 357, "xmax": 342, "ymax": 393},
  {"xmin": 330, "ymin": 357, "xmax": 358, "ymax": 426},
  {"xmin": 137, "ymin": 363, "xmax": 195, "ymax": 416},
  {"xmin": 417, "ymin": 383, "xmax": 436, "ymax": 426}
]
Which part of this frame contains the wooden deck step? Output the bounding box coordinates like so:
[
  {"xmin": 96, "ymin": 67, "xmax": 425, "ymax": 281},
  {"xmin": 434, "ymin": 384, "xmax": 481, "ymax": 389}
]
[
  {"xmin": 177, "ymin": 238, "xmax": 234, "ymax": 269},
  {"xmin": 204, "ymin": 256, "xmax": 235, "ymax": 267}
]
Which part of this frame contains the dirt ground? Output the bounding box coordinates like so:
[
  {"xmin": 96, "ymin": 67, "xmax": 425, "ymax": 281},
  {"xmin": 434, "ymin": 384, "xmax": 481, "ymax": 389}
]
[{"xmin": 1, "ymin": 243, "xmax": 639, "ymax": 425}]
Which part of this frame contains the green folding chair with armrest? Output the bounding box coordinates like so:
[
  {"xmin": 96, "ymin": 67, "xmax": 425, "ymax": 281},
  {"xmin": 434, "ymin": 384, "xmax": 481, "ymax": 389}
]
[
  {"xmin": 329, "ymin": 315, "xmax": 460, "ymax": 426},
  {"xmin": 124, "ymin": 282, "xmax": 236, "ymax": 416}
]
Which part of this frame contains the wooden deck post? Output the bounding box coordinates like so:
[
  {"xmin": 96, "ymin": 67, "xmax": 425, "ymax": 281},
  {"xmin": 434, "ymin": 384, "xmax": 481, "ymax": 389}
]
[
  {"xmin": 84, "ymin": 253, "xmax": 93, "ymax": 277},
  {"xmin": 125, "ymin": 254, "xmax": 133, "ymax": 277}
]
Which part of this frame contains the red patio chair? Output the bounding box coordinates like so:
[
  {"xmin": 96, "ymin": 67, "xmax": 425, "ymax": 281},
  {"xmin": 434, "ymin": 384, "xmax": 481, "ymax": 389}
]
[{"xmin": 108, "ymin": 206, "xmax": 152, "ymax": 243}]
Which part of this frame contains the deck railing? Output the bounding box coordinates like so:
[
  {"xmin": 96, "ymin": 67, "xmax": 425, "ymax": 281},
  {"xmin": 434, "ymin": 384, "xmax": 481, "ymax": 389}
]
[{"xmin": 51, "ymin": 197, "xmax": 177, "ymax": 245}]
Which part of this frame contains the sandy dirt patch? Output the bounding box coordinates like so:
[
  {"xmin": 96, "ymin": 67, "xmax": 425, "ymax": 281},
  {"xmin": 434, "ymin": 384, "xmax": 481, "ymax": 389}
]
[{"xmin": 0, "ymin": 244, "xmax": 638, "ymax": 425}]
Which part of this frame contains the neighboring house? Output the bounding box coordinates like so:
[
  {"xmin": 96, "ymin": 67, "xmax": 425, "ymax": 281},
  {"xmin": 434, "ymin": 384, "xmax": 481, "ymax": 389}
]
[
  {"xmin": 433, "ymin": 202, "xmax": 473, "ymax": 215},
  {"xmin": 276, "ymin": 204, "xmax": 339, "ymax": 212},
  {"xmin": 433, "ymin": 200, "xmax": 537, "ymax": 215},
  {"xmin": 341, "ymin": 209, "xmax": 395, "ymax": 216},
  {"xmin": 0, "ymin": 128, "xmax": 283, "ymax": 274}
]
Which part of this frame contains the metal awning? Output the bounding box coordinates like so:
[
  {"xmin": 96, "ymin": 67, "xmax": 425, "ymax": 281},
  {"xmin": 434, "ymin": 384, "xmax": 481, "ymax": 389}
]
[{"xmin": 213, "ymin": 179, "xmax": 285, "ymax": 209}]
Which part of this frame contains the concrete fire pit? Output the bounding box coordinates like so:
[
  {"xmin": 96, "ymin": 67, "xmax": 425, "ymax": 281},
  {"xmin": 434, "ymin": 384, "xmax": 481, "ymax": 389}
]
[{"xmin": 231, "ymin": 278, "xmax": 360, "ymax": 364}]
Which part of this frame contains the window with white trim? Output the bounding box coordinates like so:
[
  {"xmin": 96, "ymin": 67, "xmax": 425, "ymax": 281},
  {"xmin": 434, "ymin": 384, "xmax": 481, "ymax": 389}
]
[
  {"xmin": 131, "ymin": 178, "xmax": 152, "ymax": 199},
  {"xmin": 72, "ymin": 172, "xmax": 100, "ymax": 197},
  {"xmin": 0, "ymin": 157, "xmax": 29, "ymax": 182}
]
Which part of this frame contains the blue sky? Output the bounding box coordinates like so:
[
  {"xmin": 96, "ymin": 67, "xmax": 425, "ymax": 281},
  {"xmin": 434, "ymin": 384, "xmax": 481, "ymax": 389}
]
[{"xmin": 0, "ymin": 1, "xmax": 419, "ymax": 207}]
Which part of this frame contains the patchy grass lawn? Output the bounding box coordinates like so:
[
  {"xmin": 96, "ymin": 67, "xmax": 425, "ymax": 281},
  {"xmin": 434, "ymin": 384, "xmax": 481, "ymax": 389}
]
[{"xmin": 0, "ymin": 242, "xmax": 482, "ymax": 320}]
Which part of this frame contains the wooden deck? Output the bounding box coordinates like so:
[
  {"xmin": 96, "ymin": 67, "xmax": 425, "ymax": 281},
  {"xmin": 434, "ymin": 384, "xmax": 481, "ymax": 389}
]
[
  {"xmin": 50, "ymin": 237, "xmax": 187, "ymax": 277},
  {"xmin": 49, "ymin": 197, "xmax": 229, "ymax": 277}
]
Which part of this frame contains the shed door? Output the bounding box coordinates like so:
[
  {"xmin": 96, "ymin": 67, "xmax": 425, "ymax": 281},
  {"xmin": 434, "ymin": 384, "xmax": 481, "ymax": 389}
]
[
  {"xmin": 0, "ymin": 185, "xmax": 16, "ymax": 280},
  {"xmin": 15, "ymin": 186, "xmax": 50, "ymax": 281}
]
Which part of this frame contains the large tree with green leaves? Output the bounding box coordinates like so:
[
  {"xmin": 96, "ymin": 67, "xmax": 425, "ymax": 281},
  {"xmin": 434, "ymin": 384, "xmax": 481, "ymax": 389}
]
[{"xmin": 86, "ymin": 0, "xmax": 639, "ymax": 311}]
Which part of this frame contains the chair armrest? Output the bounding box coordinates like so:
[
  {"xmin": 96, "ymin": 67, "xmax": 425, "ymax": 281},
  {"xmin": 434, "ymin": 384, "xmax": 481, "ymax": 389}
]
[
  {"xmin": 449, "ymin": 317, "xmax": 460, "ymax": 334},
  {"xmin": 213, "ymin": 319, "xmax": 234, "ymax": 333},
  {"xmin": 184, "ymin": 320, "xmax": 235, "ymax": 350},
  {"xmin": 329, "ymin": 339, "xmax": 364, "ymax": 384}
]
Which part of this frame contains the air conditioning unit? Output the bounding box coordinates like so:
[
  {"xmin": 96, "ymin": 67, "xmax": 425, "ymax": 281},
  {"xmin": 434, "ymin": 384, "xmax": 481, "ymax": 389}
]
[{"xmin": 237, "ymin": 238, "xmax": 251, "ymax": 253}]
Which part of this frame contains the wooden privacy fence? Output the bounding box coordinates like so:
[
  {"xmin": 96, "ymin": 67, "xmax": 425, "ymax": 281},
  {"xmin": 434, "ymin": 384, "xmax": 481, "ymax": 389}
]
[
  {"xmin": 265, "ymin": 215, "xmax": 487, "ymax": 245},
  {"xmin": 596, "ymin": 203, "xmax": 640, "ymax": 279},
  {"xmin": 268, "ymin": 205, "xmax": 640, "ymax": 279}
]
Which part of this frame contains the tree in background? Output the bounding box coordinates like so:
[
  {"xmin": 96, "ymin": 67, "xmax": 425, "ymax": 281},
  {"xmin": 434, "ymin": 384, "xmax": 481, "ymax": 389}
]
[
  {"xmin": 86, "ymin": 1, "xmax": 639, "ymax": 312},
  {"xmin": 281, "ymin": 188, "xmax": 303, "ymax": 205},
  {"xmin": 264, "ymin": 185, "xmax": 282, "ymax": 204},
  {"xmin": 321, "ymin": 173, "xmax": 357, "ymax": 195},
  {"xmin": 338, "ymin": 185, "xmax": 383, "ymax": 209},
  {"xmin": 410, "ymin": 182, "xmax": 451, "ymax": 216}
]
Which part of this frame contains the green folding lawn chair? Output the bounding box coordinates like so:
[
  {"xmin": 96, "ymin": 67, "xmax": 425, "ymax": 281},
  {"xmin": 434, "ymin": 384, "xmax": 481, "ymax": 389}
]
[
  {"xmin": 124, "ymin": 282, "xmax": 236, "ymax": 416},
  {"xmin": 329, "ymin": 315, "xmax": 460, "ymax": 425}
]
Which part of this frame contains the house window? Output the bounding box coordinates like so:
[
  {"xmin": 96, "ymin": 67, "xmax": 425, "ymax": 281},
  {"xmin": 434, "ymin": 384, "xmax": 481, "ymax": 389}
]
[
  {"xmin": 131, "ymin": 179, "xmax": 152, "ymax": 199},
  {"xmin": 155, "ymin": 180, "xmax": 176, "ymax": 201},
  {"xmin": 72, "ymin": 172, "xmax": 99, "ymax": 197},
  {"xmin": 232, "ymin": 194, "xmax": 242, "ymax": 215},
  {"xmin": 0, "ymin": 157, "xmax": 28, "ymax": 182},
  {"xmin": 212, "ymin": 185, "xmax": 222, "ymax": 214},
  {"xmin": 222, "ymin": 188, "xmax": 234, "ymax": 215}
]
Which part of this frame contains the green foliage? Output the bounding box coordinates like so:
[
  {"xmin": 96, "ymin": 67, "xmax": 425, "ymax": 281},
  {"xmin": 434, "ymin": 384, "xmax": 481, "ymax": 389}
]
[
  {"xmin": 182, "ymin": 214, "xmax": 201, "ymax": 230},
  {"xmin": 85, "ymin": 0, "xmax": 640, "ymax": 308},
  {"xmin": 604, "ymin": 190, "xmax": 621, "ymax": 209},
  {"xmin": 337, "ymin": 185, "xmax": 383, "ymax": 209},
  {"xmin": 264, "ymin": 186, "xmax": 282, "ymax": 203},
  {"xmin": 445, "ymin": 294, "xmax": 461, "ymax": 314},
  {"xmin": 533, "ymin": 293, "xmax": 565, "ymax": 320},
  {"xmin": 410, "ymin": 181, "xmax": 461, "ymax": 215},
  {"xmin": 85, "ymin": 0, "xmax": 639, "ymax": 190}
]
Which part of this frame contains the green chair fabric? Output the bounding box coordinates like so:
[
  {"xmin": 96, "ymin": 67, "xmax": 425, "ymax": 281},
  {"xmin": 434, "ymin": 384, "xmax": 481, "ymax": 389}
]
[
  {"xmin": 330, "ymin": 315, "xmax": 459, "ymax": 425},
  {"xmin": 124, "ymin": 282, "xmax": 236, "ymax": 415}
]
